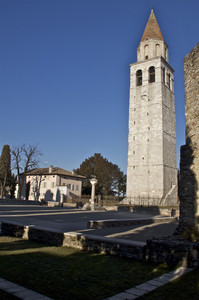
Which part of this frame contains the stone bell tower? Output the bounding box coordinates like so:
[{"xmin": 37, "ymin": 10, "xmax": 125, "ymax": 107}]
[{"xmin": 126, "ymin": 9, "xmax": 178, "ymax": 206}]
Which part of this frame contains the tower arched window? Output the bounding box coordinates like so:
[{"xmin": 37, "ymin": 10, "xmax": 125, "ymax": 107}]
[
  {"xmin": 167, "ymin": 73, "xmax": 170, "ymax": 89},
  {"xmin": 144, "ymin": 45, "xmax": 149, "ymax": 60},
  {"xmin": 156, "ymin": 44, "xmax": 160, "ymax": 56},
  {"xmin": 171, "ymin": 78, "xmax": 174, "ymax": 92},
  {"xmin": 162, "ymin": 67, "xmax": 165, "ymax": 83},
  {"xmin": 138, "ymin": 48, "xmax": 141, "ymax": 60},
  {"xmin": 149, "ymin": 66, "xmax": 155, "ymax": 83},
  {"xmin": 136, "ymin": 70, "xmax": 142, "ymax": 86},
  {"xmin": 164, "ymin": 47, "xmax": 167, "ymax": 60}
]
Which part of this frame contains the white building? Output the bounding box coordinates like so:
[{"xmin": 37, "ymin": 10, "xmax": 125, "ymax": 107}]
[
  {"xmin": 126, "ymin": 9, "xmax": 178, "ymax": 206},
  {"xmin": 22, "ymin": 165, "xmax": 85, "ymax": 203}
]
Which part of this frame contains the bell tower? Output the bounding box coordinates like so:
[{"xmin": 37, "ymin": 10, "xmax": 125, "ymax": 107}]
[{"xmin": 126, "ymin": 9, "xmax": 178, "ymax": 206}]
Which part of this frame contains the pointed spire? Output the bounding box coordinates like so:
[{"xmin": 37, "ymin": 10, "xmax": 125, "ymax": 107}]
[{"xmin": 141, "ymin": 9, "xmax": 164, "ymax": 42}]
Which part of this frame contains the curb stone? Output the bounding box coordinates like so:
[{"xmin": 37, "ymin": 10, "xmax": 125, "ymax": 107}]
[
  {"xmin": 0, "ymin": 278, "xmax": 53, "ymax": 300},
  {"xmin": 104, "ymin": 267, "xmax": 193, "ymax": 300}
]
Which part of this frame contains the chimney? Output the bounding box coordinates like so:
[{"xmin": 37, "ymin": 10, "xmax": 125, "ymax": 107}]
[{"xmin": 49, "ymin": 165, "xmax": 53, "ymax": 173}]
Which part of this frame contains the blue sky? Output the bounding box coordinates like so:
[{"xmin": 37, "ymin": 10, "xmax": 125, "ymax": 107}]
[{"xmin": 0, "ymin": 0, "xmax": 198, "ymax": 173}]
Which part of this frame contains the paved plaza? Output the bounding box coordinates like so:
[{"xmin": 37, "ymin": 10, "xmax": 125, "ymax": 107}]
[
  {"xmin": 0, "ymin": 203, "xmax": 178, "ymax": 243},
  {"xmin": 0, "ymin": 203, "xmax": 192, "ymax": 300}
]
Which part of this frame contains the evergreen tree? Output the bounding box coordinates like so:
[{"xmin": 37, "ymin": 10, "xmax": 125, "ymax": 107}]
[
  {"xmin": 75, "ymin": 153, "xmax": 126, "ymax": 197},
  {"xmin": 0, "ymin": 145, "xmax": 11, "ymax": 198}
]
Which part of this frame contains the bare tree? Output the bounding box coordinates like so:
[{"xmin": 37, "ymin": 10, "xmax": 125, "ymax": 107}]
[
  {"xmin": 12, "ymin": 144, "xmax": 42, "ymax": 199},
  {"xmin": 31, "ymin": 175, "xmax": 45, "ymax": 201}
]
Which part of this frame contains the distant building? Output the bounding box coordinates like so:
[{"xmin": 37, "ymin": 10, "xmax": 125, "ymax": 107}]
[{"xmin": 21, "ymin": 165, "xmax": 85, "ymax": 202}]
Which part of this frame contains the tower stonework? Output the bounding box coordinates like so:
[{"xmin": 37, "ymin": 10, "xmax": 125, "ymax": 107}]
[{"xmin": 126, "ymin": 10, "xmax": 178, "ymax": 206}]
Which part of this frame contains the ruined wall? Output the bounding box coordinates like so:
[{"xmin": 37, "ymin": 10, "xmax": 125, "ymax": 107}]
[{"xmin": 178, "ymin": 42, "xmax": 199, "ymax": 231}]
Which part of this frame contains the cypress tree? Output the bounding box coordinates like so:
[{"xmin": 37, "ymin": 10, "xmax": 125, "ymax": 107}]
[{"xmin": 0, "ymin": 145, "xmax": 11, "ymax": 198}]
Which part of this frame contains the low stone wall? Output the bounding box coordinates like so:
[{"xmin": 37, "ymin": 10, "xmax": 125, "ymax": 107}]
[
  {"xmin": 88, "ymin": 217, "xmax": 176, "ymax": 229},
  {"xmin": 63, "ymin": 232, "xmax": 146, "ymax": 259},
  {"xmin": 0, "ymin": 198, "xmax": 41, "ymax": 205},
  {"xmin": 118, "ymin": 205, "xmax": 179, "ymax": 217},
  {"xmin": 146, "ymin": 237, "xmax": 199, "ymax": 268},
  {"xmin": 1, "ymin": 221, "xmax": 29, "ymax": 238},
  {"xmin": 1, "ymin": 220, "xmax": 199, "ymax": 268},
  {"xmin": 1, "ymin": 221, "xmax": 145, "ymax": 260}
]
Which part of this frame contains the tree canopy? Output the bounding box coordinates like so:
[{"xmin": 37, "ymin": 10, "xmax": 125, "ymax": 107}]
[{"xmin": 75, "ymin": 153, "xmax": 126, "ymax": 197}]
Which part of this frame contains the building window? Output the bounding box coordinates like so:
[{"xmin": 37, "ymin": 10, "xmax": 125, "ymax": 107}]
[
  {"xmin": 76, "ymin": 185, "xmax": 79, "ymax": 191},
  {"xmin": 68, "ymin": 184, "xmax": 71, "ymax": 190},
  {"xmin": 51, "ymin": 182, "xmax": 55, "ymax": 188},
  {"xmin": 43, "ymin": 182, "xmax": 46, "ymax": 188},
  {"xmin": 149, "ymin": 66, "xmax": 155, "ymax": 83},
  {"xmin": 144, "ymin": 44, "xmax": 148, "ymax": 59},
  {"xmin": 156, "ymin": 44, "xmax": 160, "ymax": 56},
  {"xmin": 138, "ymin": 48, "xmax": 141, "ymax": 60},
  {"xmin": 136, "ymin": 70, "xmax": 142, "ymax": 86},
  {"xmin": 72, "ymin": 185, "xmax": 74, "ymax": 191},
  {"xmin": 162, "ymin": 67, "xmax": 165, "ymax": 83},
  {"xmin": 171, "ymin": 78, "xmax": 174, "ymax": 91},
  {"xmin": 167, "ymin": 73, "xmax": 170, "ymax": 89}
]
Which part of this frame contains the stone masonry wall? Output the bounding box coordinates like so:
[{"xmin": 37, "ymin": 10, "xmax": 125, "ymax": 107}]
[
  {"xmin": 2, "ymin": 220, "xmax": 199, "ymax": 267},
  {"xmin": 178, "ymin": 42, "xmax": 199, "ymax": 232},
  {"xmin": 1, "ymin": 221, "xmax": 145, "ymax": 260}
]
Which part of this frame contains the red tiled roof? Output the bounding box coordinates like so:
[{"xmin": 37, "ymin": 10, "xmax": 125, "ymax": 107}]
[{"xmin": 26, "ymin": 167, "xmax": 85, "ymax": 179}]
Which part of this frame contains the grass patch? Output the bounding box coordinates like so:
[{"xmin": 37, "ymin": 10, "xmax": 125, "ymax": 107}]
[
  {"xmin": 0, "ymin": 236, "xmax": 173, "ymax": 300},
  {"xmin": 0, "ymin": 290, "xmax": 19, "ymax": 300},
  {"xmin": 140, "ymin": 268, "xmax": 199, "ymax": 299}
]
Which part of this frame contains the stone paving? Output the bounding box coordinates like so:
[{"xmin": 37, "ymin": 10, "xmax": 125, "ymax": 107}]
[
  {"xmin": 105, "ymin": 267, "xmax": 193, "ymax": 300},
  {"xmin": 0, "ymin": 204, "xmax": 178, "ymax": 242},
  {"xmin": 0, "ymin": 277, "xmax": 53, "ymax": 300}
]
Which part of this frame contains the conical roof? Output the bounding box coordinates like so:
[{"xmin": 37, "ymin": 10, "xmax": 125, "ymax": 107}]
[{"xmin": 141, "ymin": 9, "xmax": 164, "ymax": 42}]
